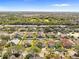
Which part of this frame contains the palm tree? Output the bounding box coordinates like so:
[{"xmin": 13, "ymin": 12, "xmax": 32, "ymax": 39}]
[
  {"xmin": 18, "ymin": 32, "xmax": 27, "ymax": 45},
  {"xmin": 26, "ymin": 40, "xmax": 41, "ymax": 59}
]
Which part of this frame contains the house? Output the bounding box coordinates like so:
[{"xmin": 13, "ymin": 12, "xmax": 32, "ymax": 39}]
[
  {"xmin": 8, "ymin": 38, "xmax": 20, "ymax": 45},
  {"xmin": 48, "ymin": 40, "xmax": 55, "ymax": 48},
  {"xmin": 9, "ymin": 54, "xmax": 24, "ymax": 59},
  {"xmin": 29, "ymin": 56, "xmax": 44, "ymax": 59},
  {"xmin": 39, "ymin": 48, "xmax": 49, "ymax": 57},
  {"xmin": 27, "ymin": 32, "xmax": 34, "ymax": 38},
  {"xmin": 67, "ymin": 49, "xmax": 77, "ymax": 56},
  {"xmin": 60, "ymin": 38, "xmax": 74, "ymax": 48},
  {"xmin": 10, "ymin": 31, "xmax": 23, "ymax": 39},
  {"xmin": 37, "ymin": 32, "xmax": 45, "ymax": 38},
  {"xmin": 67, "ymin": 32, "xmax": 79, "ymax": 39},
  {"xmin": 74, "ymin": 39, "xmax": 79, "ymax": 45}
]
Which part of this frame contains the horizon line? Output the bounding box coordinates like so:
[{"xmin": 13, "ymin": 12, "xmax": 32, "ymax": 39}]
[{"xmin": 0, "ymin": 10, "xmax": 79, "ymax": 12}]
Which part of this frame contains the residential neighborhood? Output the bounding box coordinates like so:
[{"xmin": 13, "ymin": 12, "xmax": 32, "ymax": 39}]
[{"xmin": 0, "ymin": 25, "xmax": 79, "ymax": 59}]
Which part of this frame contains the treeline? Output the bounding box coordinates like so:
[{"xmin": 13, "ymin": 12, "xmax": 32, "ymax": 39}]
[{"xmin": 0, "ymin": 15, "xmax": 79, "ymax": 25}]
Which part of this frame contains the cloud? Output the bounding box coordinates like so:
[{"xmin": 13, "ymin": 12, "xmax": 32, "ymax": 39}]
[{"xmin": 51, "ymin": 4, "xmax": 70, "ymax": 7}]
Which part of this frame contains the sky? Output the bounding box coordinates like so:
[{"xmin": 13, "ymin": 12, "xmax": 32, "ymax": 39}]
[{"xmin": 0, "ymin": 0, "xmax": 79, "ymax": 12}]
